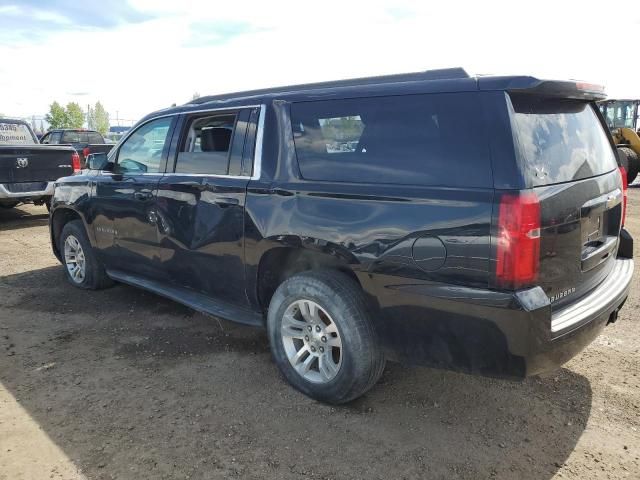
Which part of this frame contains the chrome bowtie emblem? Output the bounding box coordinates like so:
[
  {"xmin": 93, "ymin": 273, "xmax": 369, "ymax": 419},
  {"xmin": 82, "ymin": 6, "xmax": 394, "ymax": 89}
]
[{"xmin": 16, "ymin": 157, "xmax": 28, "ymax": 168}]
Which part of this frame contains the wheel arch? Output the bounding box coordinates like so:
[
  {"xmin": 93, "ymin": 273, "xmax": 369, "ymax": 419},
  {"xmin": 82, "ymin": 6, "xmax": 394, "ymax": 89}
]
[
  {"xmin": 254, "ymin": 241, "xmax": 364, "ymax": 314},
  {"xmin": 50, "ymin": 207, "xmax": 90, "ymax": 261}
]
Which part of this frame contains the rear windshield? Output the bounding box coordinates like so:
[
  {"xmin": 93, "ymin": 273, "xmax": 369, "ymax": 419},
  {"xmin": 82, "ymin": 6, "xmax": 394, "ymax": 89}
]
[
  {"xmin": 61, "ymin": 131, "xmax": 89, "ymax": 143},
  {"xmin": 0, "ymin": 122, "xmax": 36, "ymax": 145},
  {"xmin": 291, "ymin": 92, "xmax": 492, "ymax": 187},
  {"xmin": 510, "ymin": 95, "xmax": 617, "ymax": 186}
]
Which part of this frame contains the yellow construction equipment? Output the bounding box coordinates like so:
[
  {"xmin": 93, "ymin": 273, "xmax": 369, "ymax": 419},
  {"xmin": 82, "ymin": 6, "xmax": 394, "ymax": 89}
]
[{"xmin": 599, "ymin": 99, "xmax": 640, "ymax": 183}]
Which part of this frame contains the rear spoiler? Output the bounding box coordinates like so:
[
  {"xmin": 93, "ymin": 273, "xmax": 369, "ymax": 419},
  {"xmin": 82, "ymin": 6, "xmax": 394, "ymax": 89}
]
[{"xmin": 478, "ymin": 76, "xmax": 607, "ymax": 101}]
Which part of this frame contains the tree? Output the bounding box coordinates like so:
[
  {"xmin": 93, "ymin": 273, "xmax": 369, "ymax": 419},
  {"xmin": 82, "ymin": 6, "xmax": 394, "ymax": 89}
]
[
  {"xmin": 192, "ymin": 92, "xmax": 200, "ymax": 100},
  {"xmin": 45, "ymin": 101, "xmax": 68, "ymax": 129},
  {"xmin": 94, "ymin": 102, "xmax": 110, "ymax": 136},
  {"xmin": 66, "ymin": 102, "xmax": 84, "ymax": 129},
  {"xmin": 87, "ymin": 104, "xmax": 96, "ymax": 130}
]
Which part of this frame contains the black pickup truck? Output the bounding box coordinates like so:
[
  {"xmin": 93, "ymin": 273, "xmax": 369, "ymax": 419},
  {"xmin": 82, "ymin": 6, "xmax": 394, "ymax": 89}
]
[
  {"xmin": 40, "ymin": 129, "xmax": 114, "ymax": 167},
  {"xmin": 0, "ymin": 119, "xmax": 77, "ymax": 209}
]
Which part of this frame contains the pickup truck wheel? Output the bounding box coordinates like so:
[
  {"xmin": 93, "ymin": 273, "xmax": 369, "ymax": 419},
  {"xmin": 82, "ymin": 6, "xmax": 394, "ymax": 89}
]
[
  {"xmin": 267, "ymin": 270, "xmax": 385, "ymax": 404},
  {"xmin": 59, "ymin": 220, "xmax": 113, "ymax": 290}
]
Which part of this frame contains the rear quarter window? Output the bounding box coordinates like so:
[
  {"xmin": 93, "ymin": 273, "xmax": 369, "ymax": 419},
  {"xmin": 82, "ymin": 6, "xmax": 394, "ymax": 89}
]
[
  {"xmin": 509, "ymin": 95, "xmax": 618, "ymax": 186},
  {"xmin": 291, "ymin": 92, "xmax": 492, "ymax": 187}
]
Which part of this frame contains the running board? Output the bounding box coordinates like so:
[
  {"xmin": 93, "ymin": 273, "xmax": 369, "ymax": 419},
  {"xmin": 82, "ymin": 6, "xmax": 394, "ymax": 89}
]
[{"xmin": 106, "ymin": 269, "xmax": 264, "ymax": 328}]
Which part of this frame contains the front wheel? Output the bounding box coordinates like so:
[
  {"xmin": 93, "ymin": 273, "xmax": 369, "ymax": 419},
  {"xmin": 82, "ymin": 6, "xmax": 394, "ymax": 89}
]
[
  {"xmin": 267, "ymin": 270, "xmax": 385, "ymax": 404},
  {"xmin": 59, "ymin": 220, "xmax": 113, "ymax": 290}
]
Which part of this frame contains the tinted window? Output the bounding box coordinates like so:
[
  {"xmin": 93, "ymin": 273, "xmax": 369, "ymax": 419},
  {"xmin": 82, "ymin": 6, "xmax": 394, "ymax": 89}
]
[
  {"xmin": 175, "ymin": 114, "xmax": 236, "ymax": 175},
  {"xmin": 291, "ymin": 93, "xmax": 491, "ymax": 187},
  {"xmin": 117, "ymin": 117, "xmax": 172, "ymax": 174},
  {"xmin": 61, "ymin": 131, "xmax": 81, "ymax": 143},
  {"xmin": 510, "ymin": 96, "xmax": 618, "ymax": 186},
  {"xmin": 88, "ymin": 132, "xmax": 103, "ymax": 143},
  {"xmin": 0, "ymin": 122, "xmax": 36, "ymax": 145},
  {"xmin": 50, "ymin": 132, "xmax": 63, "ymax": 144}
]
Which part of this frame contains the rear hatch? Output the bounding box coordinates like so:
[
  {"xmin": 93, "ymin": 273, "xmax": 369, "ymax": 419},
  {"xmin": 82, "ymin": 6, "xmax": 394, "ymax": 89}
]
[
  {"xmin": 508, "ymin": 94, "xmax": 622, "ymax": 310},
  {"xmin": 0, "ymin": 146, "xmax": 75, "ymax": 184}
]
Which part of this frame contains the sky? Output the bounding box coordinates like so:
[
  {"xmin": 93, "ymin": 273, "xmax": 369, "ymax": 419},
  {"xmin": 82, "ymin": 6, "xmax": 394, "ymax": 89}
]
[{"xmin": 1, "ymin": 0, "xmax": 639, "ymax": 125}]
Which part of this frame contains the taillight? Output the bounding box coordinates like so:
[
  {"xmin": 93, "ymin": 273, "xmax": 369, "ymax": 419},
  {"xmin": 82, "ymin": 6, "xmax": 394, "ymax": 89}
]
[
  {"xmin": 71, "ymin": 152, "xmax": 81, "ymax": 172},
  {"xmin": 495, "ymin": 192, "xmax": 541, "ymax": 289},
  {"xmin": 619, "ymin": 166, "xmax": 627, "ymax": 226},
  {"xmin": 82, "ymin": 146, "xmax": 90, "ymax": 158}
]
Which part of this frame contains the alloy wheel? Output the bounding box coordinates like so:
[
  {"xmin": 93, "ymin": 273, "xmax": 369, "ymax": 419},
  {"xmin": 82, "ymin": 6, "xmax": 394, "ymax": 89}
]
[
  {"xmin": 281, "ymin": 299, "xmax": 343, "ymax": 383},
  {"xmin": 64, "ymin": 234, "xmax": 86, "ymax": 284}
]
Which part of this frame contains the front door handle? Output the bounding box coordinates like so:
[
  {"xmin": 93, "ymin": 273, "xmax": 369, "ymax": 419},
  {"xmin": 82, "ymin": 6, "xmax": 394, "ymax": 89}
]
[
  {"xmin": 134, "ymin": 191, "xmax": 153, "ymax": 201},
  {"xmin": 214, "ymin": 197, "xmax": 239, "ymax": 206}
]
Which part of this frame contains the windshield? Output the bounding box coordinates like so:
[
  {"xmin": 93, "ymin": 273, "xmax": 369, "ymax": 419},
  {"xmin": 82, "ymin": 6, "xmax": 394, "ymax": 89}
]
[
  {"xmin": 509, "ymin": 95, "xmax": 618, "ymax": 187},
  {"xmin": 0, "ymin": 122, "xmax": 36, "ymax": 145},
  {"xmin": 601, "ymin": 101, "xmax": 638, "ymax": 130}
]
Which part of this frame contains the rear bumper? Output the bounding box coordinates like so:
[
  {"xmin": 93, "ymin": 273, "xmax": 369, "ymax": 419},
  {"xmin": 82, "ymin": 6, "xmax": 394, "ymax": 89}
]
[
  {"xmin": 0, "ymin": 182, "xmax": 55, "ymax": 200},
  {"xmin": 371, "ymin": 257, "xmax": 633, "ymax": 378},
  {"xmin": 524, "ymin": 257, "xmax": 633, "ymax": 375}
]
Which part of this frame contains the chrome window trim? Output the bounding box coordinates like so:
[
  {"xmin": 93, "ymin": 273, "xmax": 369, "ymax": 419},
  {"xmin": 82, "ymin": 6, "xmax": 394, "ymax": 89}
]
[{"xmin": 111, "ymin": 104, "xmax": 265, "ymax": 181}]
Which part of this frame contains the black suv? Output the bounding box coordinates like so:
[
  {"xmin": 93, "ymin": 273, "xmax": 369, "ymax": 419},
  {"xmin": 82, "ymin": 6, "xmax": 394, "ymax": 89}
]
[{"xmin": 50, "ymin": 68, "xmax": 634, "ymax": 404}]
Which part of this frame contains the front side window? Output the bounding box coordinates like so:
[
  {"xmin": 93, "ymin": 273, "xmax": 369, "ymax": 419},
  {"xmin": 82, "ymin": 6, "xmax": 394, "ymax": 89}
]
[
  {"xmin": 117, "ymin": 117, "xmax": 172, "ymax": 174},
  {"xmin": 291, "ymin": 93, "xmax": 492, "ymax": 187},
  {"xmin": 175, "ymin": 114, "xmax": 236, "ymax": 175}
]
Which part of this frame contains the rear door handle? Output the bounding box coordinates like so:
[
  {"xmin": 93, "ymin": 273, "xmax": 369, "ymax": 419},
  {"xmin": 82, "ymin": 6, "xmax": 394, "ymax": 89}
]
[
  {"xmin": 214, "ymin": 197, "xmax": 239, "ymax": 206},
  {"xmin": 134, "ymin": 191, "xmax": 153, "ymax": 201}
]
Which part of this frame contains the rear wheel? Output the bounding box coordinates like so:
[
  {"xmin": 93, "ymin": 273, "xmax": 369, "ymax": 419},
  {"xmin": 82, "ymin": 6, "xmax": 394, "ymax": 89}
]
[
  {"xmin": 267, "ymin": 270, "xmax": 385, "ymax": 404},
  {"xmin": 59, "ymin": 220, "xmax": 113, "ymax": 290},
  {"xmin": 618, "ymin": 146, "xmax": 639, "ymax": 184}
]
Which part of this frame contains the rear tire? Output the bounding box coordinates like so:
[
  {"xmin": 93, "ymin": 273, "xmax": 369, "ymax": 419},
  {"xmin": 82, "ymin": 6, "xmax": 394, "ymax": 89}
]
[
  {"xmin": 59, "ymin": 220, "xmax": 113, "ymax": 290},
  {"xmin": 267, "ymin": 270, "xmax": 385, "ymax": 404},
  {"xmin": 618, "ymin": 146, "xmax": 639, "ymax": 184}
]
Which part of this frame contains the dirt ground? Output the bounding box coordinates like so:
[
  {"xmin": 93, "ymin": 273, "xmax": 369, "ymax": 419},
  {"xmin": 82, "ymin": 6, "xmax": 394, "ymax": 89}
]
[{"xmin": 0, "ymin": 191, "xmax": 639, "ymax": 480}]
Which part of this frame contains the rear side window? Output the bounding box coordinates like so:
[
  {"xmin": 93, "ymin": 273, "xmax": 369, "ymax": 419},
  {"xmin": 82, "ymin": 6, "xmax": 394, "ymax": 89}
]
[
  {"xmin": 291, "ymin": 93, "xmax": 491, "ymax": 187},
  {"xmin": 509, "ymin": 95, "xmax": 618, "ymax": 186},
  {"xmin": 175, "ymin": 114, "xmax": 237, "ymax": 175},
  {"xmin": 0, "ymin": 122, "xmax": 36, "ymax": 145}
]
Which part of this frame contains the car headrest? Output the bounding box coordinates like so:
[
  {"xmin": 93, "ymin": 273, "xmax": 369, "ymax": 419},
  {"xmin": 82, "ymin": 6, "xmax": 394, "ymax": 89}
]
[{"xmin": 201, "ymin": 127, "xmax": 232, "ymax": 152}]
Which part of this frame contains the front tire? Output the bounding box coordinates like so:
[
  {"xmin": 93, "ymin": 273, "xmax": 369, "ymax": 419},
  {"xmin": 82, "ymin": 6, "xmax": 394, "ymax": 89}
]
[
  {"xmin": 59, "ymin": 220, "xmax": 113, "ymax": 290},
  {"xmin": 267, "ymin": 270, "xmax": 385, "ymax": 404}
]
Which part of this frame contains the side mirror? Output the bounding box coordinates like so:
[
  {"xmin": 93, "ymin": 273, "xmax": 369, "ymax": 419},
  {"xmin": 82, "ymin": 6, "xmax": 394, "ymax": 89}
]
[{"xmin": 87, "ymin": 152, "xmax": 109, "ymax": 170}]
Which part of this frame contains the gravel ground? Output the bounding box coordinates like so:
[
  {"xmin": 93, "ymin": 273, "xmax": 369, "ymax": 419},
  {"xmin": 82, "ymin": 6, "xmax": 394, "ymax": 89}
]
[{"xmin": 1, "ymin": 190, "xmax": 639, "ymax": 480}]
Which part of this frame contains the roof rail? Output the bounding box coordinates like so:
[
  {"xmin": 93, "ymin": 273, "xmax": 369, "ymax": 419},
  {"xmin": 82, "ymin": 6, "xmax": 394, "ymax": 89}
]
[{"xmin": 188, "ymin": 67, "xmax": 470, "ymax": 105}]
